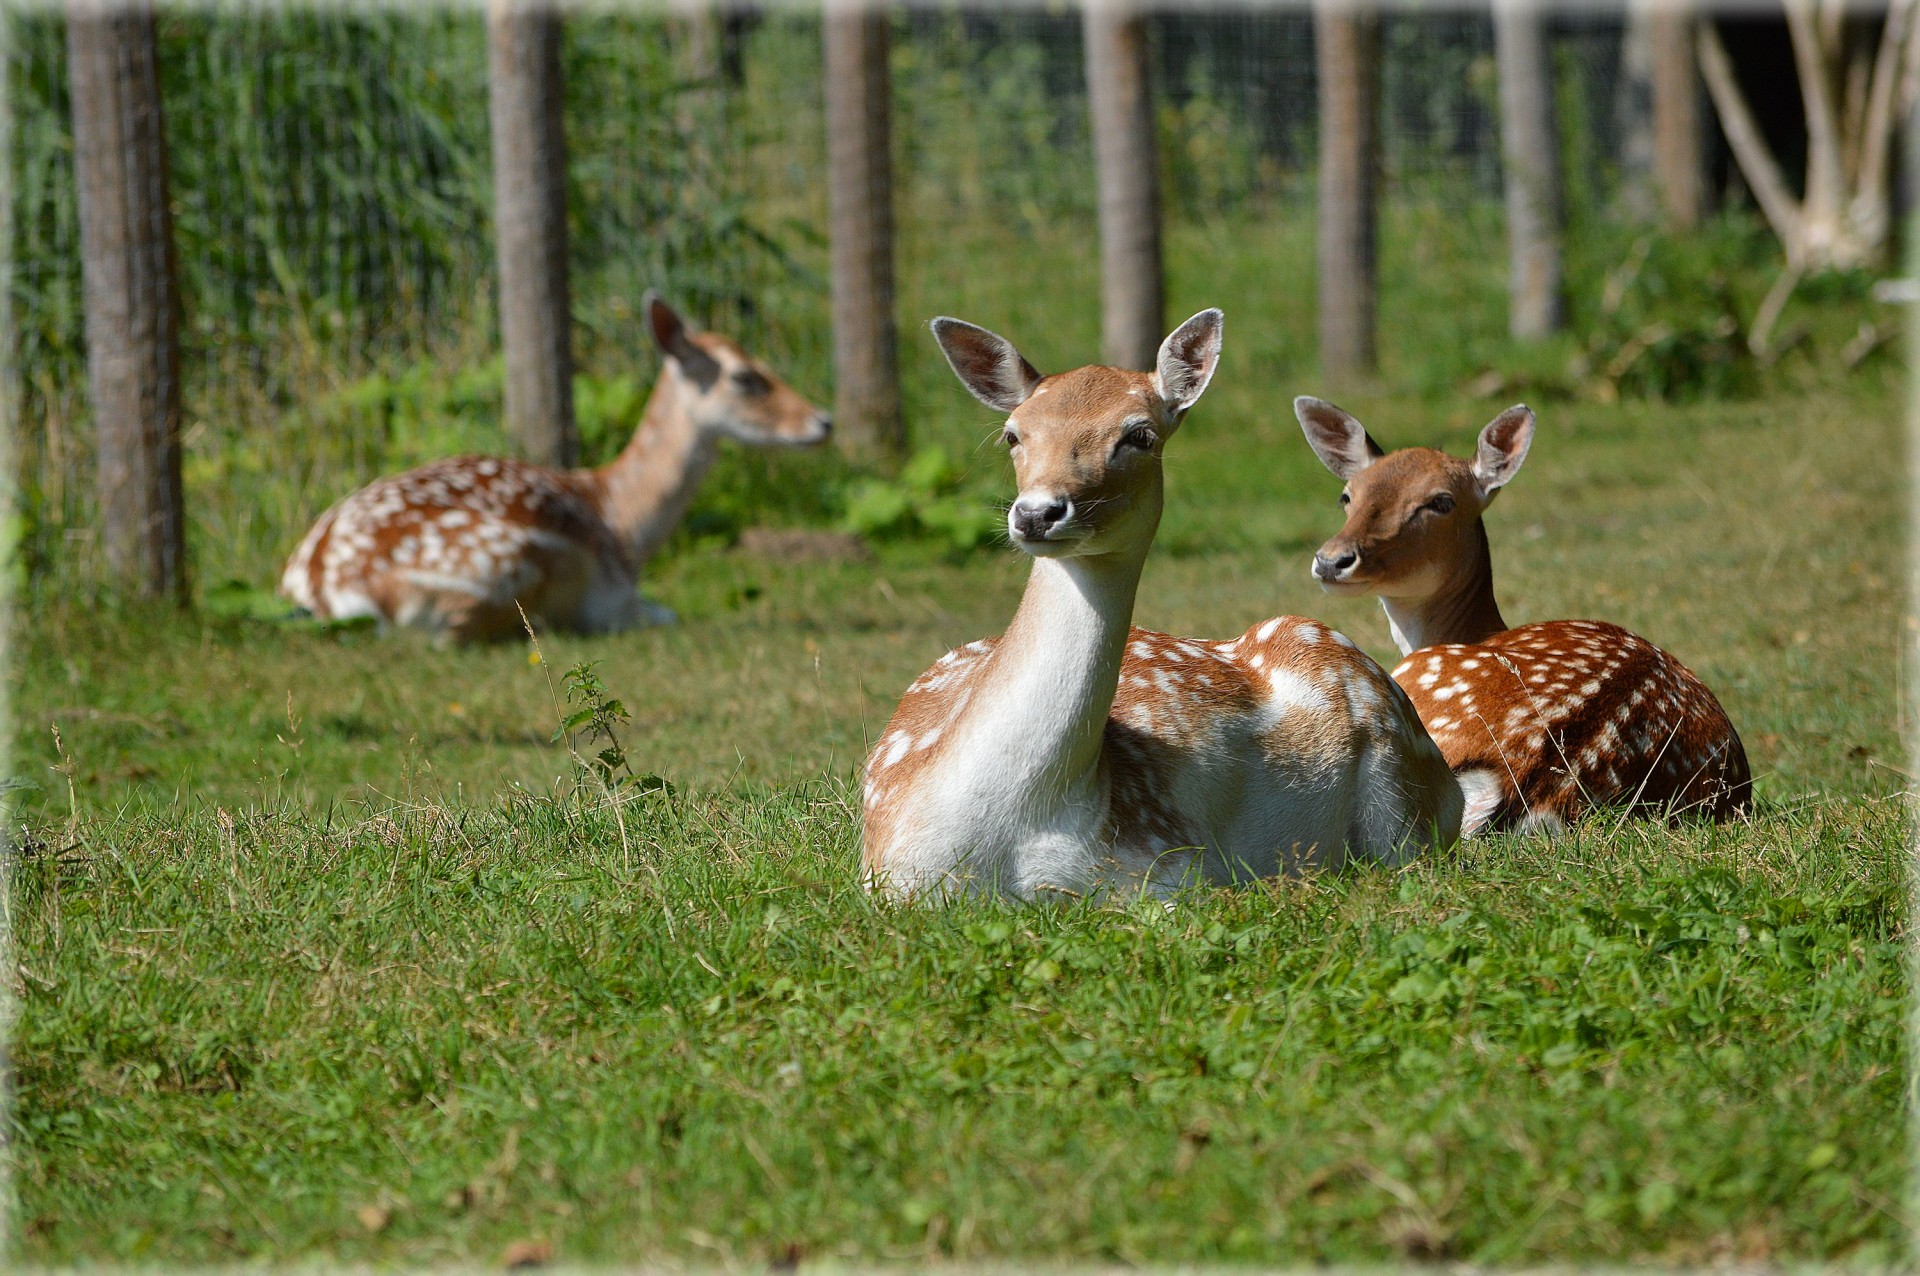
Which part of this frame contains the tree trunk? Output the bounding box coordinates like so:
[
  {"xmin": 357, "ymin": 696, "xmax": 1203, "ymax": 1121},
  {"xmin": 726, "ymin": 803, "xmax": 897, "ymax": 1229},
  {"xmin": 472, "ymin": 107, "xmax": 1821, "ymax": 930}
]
[
  {"xmin": 67, "ymin": 0, "xmax": 186, "ymax": 601},
  {"xmin": 1314, "ymin": 2, "xmax": 1380, "ymax": 383},
  {"xmin": 1084, "ymin": 1, "xmax": 1163, "ymax": 371},
  {"xmin": 1650, "ymin": 2, "xmax": 1705, "ymax": 231},
  {"xmin": 487, "ymin": 0, "xmax": 576, "ymax": 468},
  {"xmin": 824, "ymin": 4, "xmax": 903, "ymax": 459},
  {"xmin": 1493, "ymin": 0, "xmax": 1566, "ymax": 340}
]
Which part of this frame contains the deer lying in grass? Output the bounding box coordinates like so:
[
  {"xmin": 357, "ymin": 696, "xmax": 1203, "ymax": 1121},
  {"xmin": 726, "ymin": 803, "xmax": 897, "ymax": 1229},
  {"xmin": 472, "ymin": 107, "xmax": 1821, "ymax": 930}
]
[
  {"xmin": 861, "ymin": 312, "xmax": 1462, "ymax": 901},
  {"xmin": 282, "ymin": 295, "xmax": 830, "ymax": 642},
  {"xmin": 1297, "ymin": 397, "xmax": 1751, "ymax": 835}
]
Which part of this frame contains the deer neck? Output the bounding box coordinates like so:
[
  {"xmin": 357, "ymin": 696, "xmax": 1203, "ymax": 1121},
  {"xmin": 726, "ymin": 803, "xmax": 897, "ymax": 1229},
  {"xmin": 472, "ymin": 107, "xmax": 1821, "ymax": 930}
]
[
  {"xmin": 961, "ymin": 548, "xmax": 1147, "ymax": 804},
  {"xmin": 1379, "ymin": 520, "xmax": 1508, "ymax": 654},
  {"xmin": 589, "ymin": 371, "xmax": 718, "ymax": 568}
]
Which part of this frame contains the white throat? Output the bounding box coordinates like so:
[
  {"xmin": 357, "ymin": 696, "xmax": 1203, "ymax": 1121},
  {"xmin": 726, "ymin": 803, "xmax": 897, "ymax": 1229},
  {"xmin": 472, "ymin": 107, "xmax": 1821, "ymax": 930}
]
[
  {"xmin": 914, "ymin": 549, "xmax": 1145, "ymax": 893},
  {"xmin": 1380, "ymin": 598, "xmax": 1429, "ymax": 656},
  {"xmin": 975, "ymin": 553, "xmax": 1142, "ymax": 785}
]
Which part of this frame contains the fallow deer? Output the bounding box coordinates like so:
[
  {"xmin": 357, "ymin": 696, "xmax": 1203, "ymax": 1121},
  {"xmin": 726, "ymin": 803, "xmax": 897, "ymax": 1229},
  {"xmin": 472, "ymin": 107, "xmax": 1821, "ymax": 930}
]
[
  {"xmin": 281, "ymin": 295, "xmax": 830, "ymax": 642},
  {"xmin": 861, "ymin": 312, "xmax": 1462, "ymax": 901},
  {"xmin": 1297, "ymin": 397, "xmax": 1751, "ymax": 835}
]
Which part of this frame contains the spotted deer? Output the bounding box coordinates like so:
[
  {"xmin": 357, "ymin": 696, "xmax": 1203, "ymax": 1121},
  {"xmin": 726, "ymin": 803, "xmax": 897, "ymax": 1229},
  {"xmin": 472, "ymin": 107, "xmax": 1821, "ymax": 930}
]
[
  {"xmin": 282, "ymin": 295, "xmax": 830, "ymax": 642},
  {"xmin": 1296, "ymin": 397, "xmax": 1751, "ymax": 835},
  {"xmin": 861, "ymin": 312, "xmax": 1462, "ymax": 901}
]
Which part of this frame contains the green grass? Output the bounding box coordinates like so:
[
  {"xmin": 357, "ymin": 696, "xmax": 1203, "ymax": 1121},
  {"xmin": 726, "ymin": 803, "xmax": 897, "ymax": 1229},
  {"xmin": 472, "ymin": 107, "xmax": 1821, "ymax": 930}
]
[
  {"xmin": 11, "ymin": 795, "xmax": 1907, "ymax": 1265},
  {"xmin": 12, "ymin": 378, "xmax": 1909, "ymax": 1264},
  {"xmin": 8, "ymin": 200, "xmax": 1911, "ymax": 1263},
  {"xmin": 15, "ymin": 347, "xmax": 1902, "ymax": 809}
]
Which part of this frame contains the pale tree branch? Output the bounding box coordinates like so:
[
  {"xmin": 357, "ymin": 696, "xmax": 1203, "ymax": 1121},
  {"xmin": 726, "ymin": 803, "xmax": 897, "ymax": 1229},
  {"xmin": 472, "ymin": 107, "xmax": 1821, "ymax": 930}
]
[
  {"xmin": 1785, "ymin": 0, "xmax": 1846, "ymax": 222},
  {"xmin": 1817, "ymin": 0, "xmax": 1846, "ymax": 63},
  {"xmin": 1698, "ymin": 18, "xmax": 1804, "ymax": 258},
  {"xmin": 1855, "ymin": 0, "xmax": 1916, "ymax": 209},
  {"xmin": 1839, "ymin": 24, "xmax": 1872, "ymax": 184}
]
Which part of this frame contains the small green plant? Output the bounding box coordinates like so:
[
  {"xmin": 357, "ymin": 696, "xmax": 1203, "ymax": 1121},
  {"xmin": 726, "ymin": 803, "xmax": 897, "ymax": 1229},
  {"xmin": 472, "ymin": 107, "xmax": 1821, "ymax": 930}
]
[
  {"xmin": 840, "ymin": 446, "xmax": 1004, "ymax": 553},
  {"xmin": 553, "ymin": 660, "xmax": 631, "ymax": 786},
  {"xmin": 552, "ymin": 660, "xmax": 669, "ymax": 795}
]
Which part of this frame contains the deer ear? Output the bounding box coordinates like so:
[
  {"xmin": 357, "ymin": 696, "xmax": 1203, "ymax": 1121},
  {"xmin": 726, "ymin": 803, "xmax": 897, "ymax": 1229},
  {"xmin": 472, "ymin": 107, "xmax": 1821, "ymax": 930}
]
[
  {"xmin": 1294, "ymin": 397, "xmax": 1383, "ymax": 480},
  {"xmin": 1154, "ymin": 308, "xmax": 1223, "ymax": 415},
  {"xmin": 930, "ymin": 318, "xmax": 1043, "ymax": 412},
  {"xmin": 1472, "ymin": 404, "xmax": 1535, "ymax": 497},
  {"xmin": 645, "ymin": 291, "xmax": 719, "ymax": 389}
]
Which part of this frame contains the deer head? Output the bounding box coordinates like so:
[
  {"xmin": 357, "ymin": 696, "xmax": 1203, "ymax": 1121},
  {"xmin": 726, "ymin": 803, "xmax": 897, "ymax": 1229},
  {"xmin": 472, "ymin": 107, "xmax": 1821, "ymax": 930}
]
[
  {"xmin": 1296, "ymin": 398, "xmax": 1534, "ymax": 600},
  {"xmin": 931, "ymin": 309, "xmax": 1223, "ymax": 560},
  {"xmin": 645, "ymin": 292, "xmax": 831, "ymax": 447}
]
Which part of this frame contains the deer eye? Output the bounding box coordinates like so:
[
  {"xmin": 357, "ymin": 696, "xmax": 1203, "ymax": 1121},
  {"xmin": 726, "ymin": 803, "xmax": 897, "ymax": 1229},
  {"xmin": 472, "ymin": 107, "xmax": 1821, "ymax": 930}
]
[
  {"xmin": 1119, "ymin": 425, "xmax": 1158, "ymax": 452},
  {"xmin": 1339, "ymin": 491, "xmax": 1352, "ymax": 507},
  {"xmin": 731, "ymin": 369, "xmax": 770, "ymax": 397},
  {"xmin": 1002, "ymin": 428, "xmax": 1020, "ymax": 449},
  {"xmin": 1424, "ymin": 493, "xmax": 1456, "ymax": 515}
]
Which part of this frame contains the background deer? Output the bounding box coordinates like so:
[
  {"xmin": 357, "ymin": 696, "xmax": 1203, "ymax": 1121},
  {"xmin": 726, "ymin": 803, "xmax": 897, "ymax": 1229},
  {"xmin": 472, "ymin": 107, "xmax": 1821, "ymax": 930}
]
[
  {"xmin": 282, "ymin": 295, "xmax": 829, "ymax": 642},
  {"xmin": 862, "ymin": 312, "xmax": 1461, "ymax": 900},
  {"xmin": 1297, "ymin": 397, "xmax": 1751, "ymax": 835}
]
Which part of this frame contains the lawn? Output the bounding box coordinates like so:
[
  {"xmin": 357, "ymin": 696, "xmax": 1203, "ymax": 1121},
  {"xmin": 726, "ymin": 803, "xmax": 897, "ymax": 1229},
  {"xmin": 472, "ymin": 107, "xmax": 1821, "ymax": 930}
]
[{"xmin": 7, "ymin": 206, "xmax": 1911, "ymax": 1264}]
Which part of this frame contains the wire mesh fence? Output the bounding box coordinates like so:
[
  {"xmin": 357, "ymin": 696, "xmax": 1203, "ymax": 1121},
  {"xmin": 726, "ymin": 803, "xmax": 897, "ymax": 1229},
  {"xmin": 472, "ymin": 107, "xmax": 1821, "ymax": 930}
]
[{"xmin": 9, "ymin": 5, "xmax": 1669, "ymax": 592}]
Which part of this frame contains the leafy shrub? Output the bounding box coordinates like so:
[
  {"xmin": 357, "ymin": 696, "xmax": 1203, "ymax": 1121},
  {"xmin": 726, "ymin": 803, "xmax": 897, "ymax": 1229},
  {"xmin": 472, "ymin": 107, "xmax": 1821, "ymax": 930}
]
[
  {"xmin": 574, "ymin": 373, "xmax": 647, "ymax": 465},
  {"xmin": 301, "ymin": 362, "xmax": 646, "ymax": 471},
  {"xmin": 840, "ymin": 447, "xmax": 1004, "ymax": 553},
  {"xmin": 1572, "ymin": 234, "xmax": 1757, "ymax": 403},
  {"xmin": 305, "ymin": 358, "xmax": 505, "ymax": 471}
]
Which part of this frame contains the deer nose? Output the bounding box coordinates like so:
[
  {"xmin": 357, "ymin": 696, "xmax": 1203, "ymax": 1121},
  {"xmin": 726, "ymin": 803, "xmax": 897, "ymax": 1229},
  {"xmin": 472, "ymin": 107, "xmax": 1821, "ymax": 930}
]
[
  {"xmin": 812, "ymin": 413, "xmax": 832, "ymax": 440},
  {"xmin": 1314, "ymin": 548, "xmax": 1359, "ymax": 580},
  {"xmin": 1010, "ymin": 495, "xmax": 1071, "ymax": 540}
]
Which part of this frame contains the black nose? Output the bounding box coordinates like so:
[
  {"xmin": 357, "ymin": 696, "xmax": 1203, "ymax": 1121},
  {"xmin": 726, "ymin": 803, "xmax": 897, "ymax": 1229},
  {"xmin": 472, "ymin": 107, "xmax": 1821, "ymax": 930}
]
[
  {"xmin": 1012, "ymin": 497, "xmax": 1070, "ymax": 540},
  {"xmin": 1314, "ymin": 549, "xmax": 1358, "ymax": 579},
  {"xmin": 815, "ymin": 415, "xmax": 832, "ymax": 437}
]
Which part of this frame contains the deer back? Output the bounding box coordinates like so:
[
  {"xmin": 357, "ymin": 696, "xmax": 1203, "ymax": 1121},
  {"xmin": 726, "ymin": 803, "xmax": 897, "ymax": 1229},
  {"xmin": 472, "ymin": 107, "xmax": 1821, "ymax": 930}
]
[{"xmin": 1392, "ymin": 619, "xmax": 1751, "ymax": 832}]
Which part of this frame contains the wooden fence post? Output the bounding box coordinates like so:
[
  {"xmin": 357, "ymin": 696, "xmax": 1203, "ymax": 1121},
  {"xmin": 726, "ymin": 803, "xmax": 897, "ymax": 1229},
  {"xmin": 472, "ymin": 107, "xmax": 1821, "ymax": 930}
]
[
  {"xmin": 487, "ymin": 0, "xmax": 577, "ymax": 467},
  {"xmin": 1084, "ymin": 0, "xmax": 1163, "ymax": 370},
  {"xmin": 1315, "ymin": 1, "xmax": 1380, "ymax": 383},
  {"xmin": 824, "ymin": 2, "xmax": 903, "ymax": 459},
  {"xmin": 67, "ymin": 0, "xmax": 186, "ymax": 600},
  {"xmin": 1493, "ymin": 0, "xmax": 1565, "ymax": 339}
]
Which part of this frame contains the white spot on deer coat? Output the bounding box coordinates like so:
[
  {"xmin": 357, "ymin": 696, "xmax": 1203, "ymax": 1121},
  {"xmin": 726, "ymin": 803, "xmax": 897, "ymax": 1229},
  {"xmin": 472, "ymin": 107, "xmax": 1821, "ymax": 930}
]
[{"xmin": 1266, "ymin": 669, "xmax": 1332, "ymax": 714}]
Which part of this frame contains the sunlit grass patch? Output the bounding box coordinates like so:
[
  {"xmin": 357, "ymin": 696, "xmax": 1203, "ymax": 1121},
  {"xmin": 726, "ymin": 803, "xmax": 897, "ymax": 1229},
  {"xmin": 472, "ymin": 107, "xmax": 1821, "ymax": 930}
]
[{"xmin": 11, "ymin": 785, "xmax": 1906, "ymax": 1265}]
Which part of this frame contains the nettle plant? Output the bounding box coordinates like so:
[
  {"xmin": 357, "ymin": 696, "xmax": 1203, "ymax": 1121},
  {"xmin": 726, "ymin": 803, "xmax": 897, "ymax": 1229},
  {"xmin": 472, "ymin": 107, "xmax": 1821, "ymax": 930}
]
[{"xmin": 552, "ymin": 661, "xmax": 670, "ymax": 795}]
